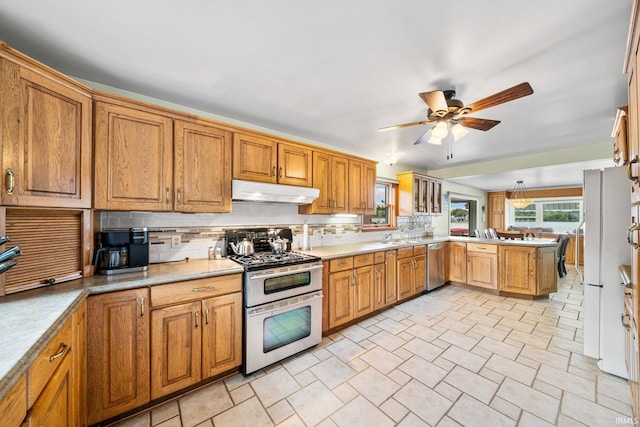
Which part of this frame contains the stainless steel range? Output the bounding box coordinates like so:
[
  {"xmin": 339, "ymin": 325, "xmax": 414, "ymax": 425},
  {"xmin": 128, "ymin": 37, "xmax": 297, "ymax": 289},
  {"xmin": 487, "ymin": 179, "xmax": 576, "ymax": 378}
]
[{"xmin": 226, "ymin": 228, "xmax": 323, "ymax": 375}]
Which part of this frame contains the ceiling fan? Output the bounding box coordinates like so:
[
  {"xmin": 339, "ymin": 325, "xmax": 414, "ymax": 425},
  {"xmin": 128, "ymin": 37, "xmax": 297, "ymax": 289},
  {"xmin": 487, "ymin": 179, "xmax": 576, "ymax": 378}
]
[{"xmin": 379, "ymin": 82, "xmax": 534, "ymax": 146}]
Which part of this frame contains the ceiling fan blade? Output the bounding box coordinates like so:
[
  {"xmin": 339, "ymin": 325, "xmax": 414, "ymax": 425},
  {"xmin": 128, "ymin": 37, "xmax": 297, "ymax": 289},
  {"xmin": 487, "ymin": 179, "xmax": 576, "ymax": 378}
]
[
  {"xmin": 465, "ymin": 82, "xmax": 533, "ymax": 114},
  {"xmin": 458, "ymin": 117, "xmax": 501, "ymax": 131},
  {"xmin": 419, "ymin": 91, "xmax": 448, "ymax": 116},
  {"xmin": 378, "ymin": 119, "xmax": 432, "ymax": 132}
]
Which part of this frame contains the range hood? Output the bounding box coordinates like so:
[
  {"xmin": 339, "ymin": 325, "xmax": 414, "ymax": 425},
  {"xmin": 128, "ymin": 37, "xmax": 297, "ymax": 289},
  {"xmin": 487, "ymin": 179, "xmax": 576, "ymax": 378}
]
[{"xmin": 232, "ymin": 179, "xmax": 319, "ymax": 204}]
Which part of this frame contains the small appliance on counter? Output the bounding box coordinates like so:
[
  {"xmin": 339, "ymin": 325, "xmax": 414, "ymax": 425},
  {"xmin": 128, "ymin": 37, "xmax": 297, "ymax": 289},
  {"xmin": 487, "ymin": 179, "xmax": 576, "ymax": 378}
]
[{"xmin": 93, "ymin": 228, "xmax": 149, "ymax": 275}]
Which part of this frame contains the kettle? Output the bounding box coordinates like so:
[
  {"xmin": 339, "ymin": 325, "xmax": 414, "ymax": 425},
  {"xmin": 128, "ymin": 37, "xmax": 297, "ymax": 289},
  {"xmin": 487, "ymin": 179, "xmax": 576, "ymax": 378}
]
[
  {"xmin": 229, "ymin": 238, "xmax": 254, "ymax": 256},
  {"xmin": 268, "ymin": 237, "xmax": 289, "ymax": 254}
]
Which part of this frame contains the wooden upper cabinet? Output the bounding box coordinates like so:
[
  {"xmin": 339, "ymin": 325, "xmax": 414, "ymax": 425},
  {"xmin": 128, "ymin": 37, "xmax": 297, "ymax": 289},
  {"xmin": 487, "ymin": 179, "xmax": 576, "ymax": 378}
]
[
  {"xmin": 299, "ymin": 150, "xmax": 349, "ymax": 214},
  {"xmin": 396, "ymin": 172, "xmax": 442, "ymax": 216},
  {"xmin": 488, "ymin": 192, "xmax": 506, "ymax": 231},
  {"xmin": 174, "ymin": 120, "xmax": 231, "ymax": 212},
  {"xmin": 0, "ymin": 49, "xmax": 92, "ymax": 208},
  {"xmin": 613, "ymin": 106, "xmax": 629, "ymax": 166},
  {"xmin": 348, "ymin": 159, "xmax": 376, "ymax": 215},
  {"xmin": 94, "ymin": 100, "xmax": 173, "ymax": 211},
  {"xmin": 232, "ymin": 133, "xmax": 312, "ymax": 187}
]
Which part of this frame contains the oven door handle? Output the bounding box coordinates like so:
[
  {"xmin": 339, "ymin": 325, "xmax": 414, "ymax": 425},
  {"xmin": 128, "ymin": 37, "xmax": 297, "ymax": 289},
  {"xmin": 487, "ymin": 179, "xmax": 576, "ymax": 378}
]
[
  {"xmin": 247, "ymin": 291, "xmax": 323, "ymax": 317},
  {"xmin": 248, "ymin": 263, "xmax": 323, "ymax": 280}
]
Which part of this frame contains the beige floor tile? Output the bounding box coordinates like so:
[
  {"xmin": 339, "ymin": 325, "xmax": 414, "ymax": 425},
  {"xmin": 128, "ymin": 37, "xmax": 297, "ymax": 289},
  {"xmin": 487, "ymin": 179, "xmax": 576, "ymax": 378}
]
[
  {"xmin": 597, "ymin": 393, "xmax": 634, "ymax": 416},
  {"xmin": 393, "ymin": 379, "xmax": 453, "ymax": 425},
  {"xmin": 533, "ymin": 323, "xmax": 576, "ymax": 340},
  {"xmin": 116, "ymin": 412, "xmax": 151, "ymax": 427},
  {"xmin": 498, "ymin": 317, "xmax": 536, "ymax": 333},
  {"xmin": 402, "ymin": 336, "xmax": 446, "ymax": 361},
  {"xmin": 379, "ymin": 398, "xmax": 409, "ymax": 422},
  {"xmin": 324, "ymin": 337, "xmax": 366, "ymax": 362},
  {"xmin": 360, "ymin": 345, "xmax": 404, "ymax": 374},
  {"xmin": 597, "ymin": 372, "xmax": 633, "ymax": 404},
  {"xmin": 477, "ymin": 336, "xmax": 523, "ymax": 359},
  {"xmin": 397, "ymin": 412, "xmax": 431, "ymax": 426},
  {"xmin": 368, "ymin": 329, "xmax": 407, "ymax": 350},
  {"xmin": 536, "ymin": 364, "xmax": 596, "ymax": 401},
  {"xmin": 338, "ymin": 324, "xmax": 373, "ymax": 343},
  {"xmin": 507, "ymin": 329, "xmax": 551, "ymax": 349},
  {"xmin": 496, "ymin": 378, "xmax": 560, "ymax": 424},
  {"xmin": 331, "ymin": 381, "xmax": 359, "ymax": 403},
  {"xmin": 490, "ymin": 396, "xmax": 522, "ymax": 421},
  {"xmin": 518, "ymin": 411, "xmax": 556, "ymax": 427},
  {"xmin": 444, "ymin": 365, "xmax": 499, "ymax": 404},
  {"xmin": 266, "ymin": 398, "xmax": 295, "ymax": 424},
  {"xmin": 211, "ymin": 396, "xmax": 271, "ymax": 427},
  {"xmin": 330, "ymin": 395, "xmax": 395, "ymax": 427},
  {"xmin": 156, "ymin": 417, "xmax": 181, "ymax": 427},
  {"xmin": 151, "ymin": 401, "xmax": 179, "ymax": 426},
  {"xmin": 485, "ymin": 353, "xmax": 537, "ymax": 386},
  {"xmin": 404, "ymin": 323, "xmax": 443, "ymax": 342},
  {"xmin": 520, "ymin": 344, "xmax": 569, "ymax": 370},
  {"xmin": 468, "ymin": 323, "xmax": 510, "ymax": 341},
  {"xmin": 281, "ymin": 351, "xmax": 321, "ymax": 376},
  {"xmin": 397, "ymin": 354, "xmax": 448, "ymax": 388},
  {"xmin": 250, "ymin": 367, "xmax": 300, "ymax": 408},
  {"xmin": 440, "ymin": 344, "xmax": 487, "ymax": 373},
  {"xmin": 435, "ymin": 316, "xmax": 473, "ymax": 334},
  {"xmin": 376, "ymin": 317, "xmax": 410, "ymax": 335},
  {"xmin": 229, "ymin": 383, "xmax": 254, "ymax": 404},
  {"xmin": 293, "ymin": 368, "xmax": 317, "ymax": 387},
  {"xmin": 278, "ymin": 414, "xmax": 307, "ymax": 427},
  {"xmin": 480, "ymin": 366, "xmax": 506, "ymax": 384},
  {"xmin": 533, "ymin": 379, "xmax": 564, "ymax": 399},
  {"xmin": 178, "ymin": 382, "xmax": 233, "ymax": 427},
  {"xmin": 348, "ymin": 366, "xmax": 403, "ymax": 406},
  {"xmin": 310, "ymin": 356, "xmax": 356, "ymax": 389},
  {"xmin": 439, "ymin": 329, "xmax": 480, "ymax": 351},
  {"xmin": 448, "ymin": 394, "xmax": 516, "ymax": 427},
  {"xmin": 287, "ymin": 381, "xmax": 343, "ymax": 426},
  {"xmin": 561, "ymin": 391, "xmax": 631, "ymax": 426}
]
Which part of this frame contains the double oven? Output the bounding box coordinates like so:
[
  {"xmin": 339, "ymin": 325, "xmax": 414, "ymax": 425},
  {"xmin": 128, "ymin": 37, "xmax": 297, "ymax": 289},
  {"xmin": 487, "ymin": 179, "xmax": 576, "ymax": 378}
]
[{"xmin": 226, "ymin": 228, "xmax": 323, "ymax": 375}]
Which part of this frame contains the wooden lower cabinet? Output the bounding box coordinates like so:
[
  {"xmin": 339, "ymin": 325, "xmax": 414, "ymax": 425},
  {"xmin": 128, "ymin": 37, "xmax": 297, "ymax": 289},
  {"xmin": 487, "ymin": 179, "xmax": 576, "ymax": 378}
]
[
  {"xmin": 0, "ymin": 374, "xmax": 26, "ymax": 427},
  {"xmin": 448, "ymin": 242, "xmax": 467, "ymax": 283},
  {"xmin": 150, "ymin": 276, "xmax": 242, "ymax": 400},
  {"xmin": 87, "ymin": 288, "xmax": 150, "ymax": 425},
  {"xmin": 467, "ymin": 243, "xmax": 498, "ymax": 290},
  {"xmin": 397, "ymin": 246, "xmax": 427, "ymax": 300},
  {"xmin": 327, "ymin": 254, "xmax": 375, "ymax": 329},
  {"xmin": 27, "ymin": 350, "xmax": 74, "ymax": 427},
  {"xmin": 373, "ymin": 250, "xmax": 397, "ymax": 310},
  {"xmin": 499, "ymin": 245, "xmax": 557, "ymax": 295}
]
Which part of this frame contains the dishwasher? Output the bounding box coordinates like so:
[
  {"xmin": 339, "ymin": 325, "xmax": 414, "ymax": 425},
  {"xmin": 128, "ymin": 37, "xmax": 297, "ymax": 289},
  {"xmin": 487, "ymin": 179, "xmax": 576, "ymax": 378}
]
[{"xmin": 427, "ymin": 242, "xmax": 447, "ymax": 291}]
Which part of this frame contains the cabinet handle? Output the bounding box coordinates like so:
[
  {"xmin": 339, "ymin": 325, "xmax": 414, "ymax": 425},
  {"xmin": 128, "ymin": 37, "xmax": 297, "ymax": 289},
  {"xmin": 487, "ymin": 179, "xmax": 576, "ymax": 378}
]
[
  {"xmin": 205, "ymin": 308, "xmax": 210, "ymax": 325},
  {"xmin": 139, "ymin": 297, "xmax": 145, "ymax": 318},
  {"xmin": 165, "ymin": 188, "xmax": 170, "ymax": 204},
  {"xmin": 177, "ymin": 188, "xmax": 181, "ymax": 204},
  {"xmin": 5, "ymin": 169, "xmax": 14, "ymax": 195},
  {"xmin": 354, "ymin": 274, "xmax": 359, "ymax": 285},
  {"xmin": 622, "ymin": 312, "xmax": 631, "ymax": 330},
  {"xmin": 338, "ymin": 261, "xmax": 348, "ymax": 267},
  {"xmin": 628, "ymin": 156, "xmax": 639, "ymax": 183},
  {"xmin": 628, "ymin": 223, "xmax": 640, "ymax": 250},
  {"xmin": 192, "ymin": 285, "xmax": 214, "ymax": 292},
  {"xmin": 49, "ymin": 342, "xmax": 69, "ymax": 362},
  {"xmin": 272, "ymin": 166, "xmax": 276, "ymax": 177},
  {"xmin": 195, "ymin": 310, "xmax": 199, "ymax": 328},
  {"xmin": 279, "ymin": 166, "xmax": 283, "ymax": 178}
]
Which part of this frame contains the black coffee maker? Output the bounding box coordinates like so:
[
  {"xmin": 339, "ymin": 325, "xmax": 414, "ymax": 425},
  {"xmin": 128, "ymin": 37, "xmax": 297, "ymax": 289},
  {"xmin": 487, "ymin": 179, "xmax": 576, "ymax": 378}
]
[{"xmin": 93, "ymin": 228, "xmax": 149, "ymax": 275}]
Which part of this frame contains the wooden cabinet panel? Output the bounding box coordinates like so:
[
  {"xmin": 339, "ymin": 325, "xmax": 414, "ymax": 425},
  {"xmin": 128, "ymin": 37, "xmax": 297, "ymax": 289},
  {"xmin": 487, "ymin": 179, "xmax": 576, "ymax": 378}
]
[
  {"xmin": 94, "ymin": 101, "xmax": 173, "ymax": 211},
  {"xmin": 278, "ymin": 143, "xmax": 313, "ymax": 187},
  {"xmin": 397, "ymin": 257, "xmax": 414, "ymax": 300},
  {"xmin": 536, "ymin": 246, "xmax": 558, "ymax": 295},
  {"xmin": 397, "ymin": 250, "xmax": 426, "ymax": 300},
  {"xmin": 73, "ymin": 300, "xmax": 87, "ymax": 427},
  {"xmin": 232, "ymin": 133, "xmax": 277, "ymax": 183},
  {"xmin": 348, "ymin": 159, "xmax": 377, "ymax": 215},
  {"xmin": 0, "ymin": 374, "xmax": 26, "ymax": 427},
  {"xmin": 201, "ymin": 293, "xmax": 242, "ymax": 378},
  {"xmin": 150, "ymin": 274, "xmax": 242, "ymax": 307},
  {"xmin": 414, "ymin": 254, "xmax": 427, "ymax": 293},
  {"xmin": 498, "ymin": 246, "xmax": 535, "ymax": 294},
  {"xmin": 26, "ymin": 350, "xmax": 73, "ymax": 427},
  {"xmin": 0, "ymin": 51, "xmax": 92, "ymax": 208},
  {"xmin": 300, "ymin": 151, "xmax": 349, "ymax": 214},
  {"xmin": 397, "ymin": 172, "xmax": 442, "ymax": 216},
  {"xmin": 488, "ymin": 192, "xmax": 506, "ymax": 231},
  {"xmin": 373, "ymin": 261, "xmax": 386, "ymax": 310},
  {"xmin": 328, "ymin": 269, "xmax": 354, "ymax": 329},
  {"xmin": 151, "ymin": 301, "xmax": 201, "ymax": 399},
  {"xmin": 354, "ymin": 265, "xmax": 375, "ymax": 317},
  {"xmin": 467, "ymin": 251, "xmax": 498, "ymax": 290},
  {"xmin": 87, "ymin": 288, "xmax": 150, "ymax": 425},
  {"xmin": 174, "ymin": 120, "xmax": 231, "ymax": 212},
  {"xmin": 384, "ymin": 250, "xmax": 398, "ymax": 305},
  {"xmin": 448, "ymin": 242, "xmax": 467, "ymax": 283}
]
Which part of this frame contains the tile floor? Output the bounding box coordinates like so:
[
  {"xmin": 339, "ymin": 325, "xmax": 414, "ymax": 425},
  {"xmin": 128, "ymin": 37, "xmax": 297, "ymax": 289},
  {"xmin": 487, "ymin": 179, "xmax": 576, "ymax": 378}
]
[{"xmin": 110, "ymin": 268, "xmax": 634, "ymax": 427}]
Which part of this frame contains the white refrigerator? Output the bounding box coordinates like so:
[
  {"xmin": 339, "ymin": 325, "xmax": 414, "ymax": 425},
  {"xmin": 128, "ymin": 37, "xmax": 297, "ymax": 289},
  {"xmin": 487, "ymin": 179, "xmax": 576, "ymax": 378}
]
[{"xmin": 583, "ymin": 166, "xmax": 630, "ymax": 378}]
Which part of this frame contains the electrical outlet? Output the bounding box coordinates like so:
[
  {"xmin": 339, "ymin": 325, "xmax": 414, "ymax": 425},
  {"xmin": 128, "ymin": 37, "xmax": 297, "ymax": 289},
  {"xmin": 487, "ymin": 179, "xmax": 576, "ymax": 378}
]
[{"xmin": 171, "ymin": 235, "xmax": 181, "ymax": 248}]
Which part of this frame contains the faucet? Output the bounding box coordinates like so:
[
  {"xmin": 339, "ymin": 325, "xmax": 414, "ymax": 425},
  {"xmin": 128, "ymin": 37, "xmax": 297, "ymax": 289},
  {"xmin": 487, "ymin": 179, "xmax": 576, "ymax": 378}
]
[{"xmin": 382, "ymin": 233, "xmax": 393, "ymax": 242}]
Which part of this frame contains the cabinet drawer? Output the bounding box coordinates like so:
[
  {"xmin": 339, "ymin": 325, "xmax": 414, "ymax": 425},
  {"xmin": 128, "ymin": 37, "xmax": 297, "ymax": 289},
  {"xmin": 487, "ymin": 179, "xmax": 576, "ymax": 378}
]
[
  {"xmin": 397, "ymin": 247, "xmax": 414, "ymax": 259},
  {"xmin": 329, "ymin": 257, "xmax": 353, "ymax": 272},
  {"xmin": 151, "ymin": 274, "xmax": 242, "ymax": 307},
  {"xmin": 413, "ymin": 245, "xmax": 426, "ymax": 255},
  {"xmin": 467, "ymin": 243, "xmax": 498, "ymax": 254},
  {"xmin": 374, "ymin": 251, "xmax": 386, "ymax": 264},
  {"xmin": 0, "ymin": 374, "xmax": 26, "ymax": 427},
  {"xmin": 28, "ymin": 315, "xmax": 73, "ymax": 407},
  {"xmin": 354, "ymin": 253, "xmax": 374, "ymax": 266}
]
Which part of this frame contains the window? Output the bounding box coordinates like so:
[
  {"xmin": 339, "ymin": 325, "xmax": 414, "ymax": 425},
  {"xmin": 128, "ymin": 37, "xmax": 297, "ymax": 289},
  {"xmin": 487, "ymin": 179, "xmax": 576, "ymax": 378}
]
[
  {"xmin": 363, "ymin": 181, "xmax": 397, "ymax": 229},
  {"xmin": 449, "ymin": 196, "xmax": 479, "ymax": 236},
  {"xmin": 510, "ymin": 198, "xmax": 582, "ymax": 233}
]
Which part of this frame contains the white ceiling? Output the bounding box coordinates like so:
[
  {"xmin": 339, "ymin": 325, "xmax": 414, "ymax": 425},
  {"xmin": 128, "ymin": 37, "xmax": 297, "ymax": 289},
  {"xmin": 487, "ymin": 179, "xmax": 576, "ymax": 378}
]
[{"xmin": 0, "ymin": 1, "xmax": 632, "ymax": 191}]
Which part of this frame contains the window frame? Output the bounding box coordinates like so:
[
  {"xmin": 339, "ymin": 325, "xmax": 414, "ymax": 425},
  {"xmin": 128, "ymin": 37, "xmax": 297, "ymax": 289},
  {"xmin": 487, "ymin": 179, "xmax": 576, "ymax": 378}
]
[
  {"xmin": 362, "ymin": 180, "xmax": 398, "ymax": 231},
  {"xmin": 507, "ymin": 197, "xmax": 583, "ymax": 233}
]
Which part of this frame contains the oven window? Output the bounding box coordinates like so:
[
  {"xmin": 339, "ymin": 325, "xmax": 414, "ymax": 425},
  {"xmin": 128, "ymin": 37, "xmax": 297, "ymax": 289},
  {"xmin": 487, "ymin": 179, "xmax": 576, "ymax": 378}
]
[
  {"xmin": 263, "ymin": 306, "xmax": 311, "ymax": 353},
  {"xmin": 264, "ymin": 271, "xmax": 311, "ymax": 294}
]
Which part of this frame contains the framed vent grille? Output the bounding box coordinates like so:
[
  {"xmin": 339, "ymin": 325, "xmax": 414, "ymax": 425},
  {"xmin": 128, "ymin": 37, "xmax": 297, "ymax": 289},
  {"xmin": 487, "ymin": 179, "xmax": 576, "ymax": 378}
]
[{"xmin": 1, "ymin": 208, "xmax": 86, "ymax": 295}]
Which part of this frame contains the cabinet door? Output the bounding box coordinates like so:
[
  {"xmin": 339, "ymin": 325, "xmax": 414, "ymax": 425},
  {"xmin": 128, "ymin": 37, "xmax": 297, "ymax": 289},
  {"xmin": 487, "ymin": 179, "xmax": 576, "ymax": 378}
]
[
  {"xmin": 277, "ymin": 143, "xmax": 312, "ymax": 187},
  {"xmin": 430, "ymin": 179, "xmax": 442, "ymax": 214},
  {"xmin": 201, "ymin": 293, "xmax": 242, "ymax": 379},
  {"xmin": 87, "ymin": 289, "xmax": 150, "ymax": 425},
  {"xmin": 363, "ymin": 161, "xmax": 377, "ymax": 214},
  {"xmin": 94, "ymin": 101, "xmax": 173, "ymax": 211},
  {"xmin": 467, "ymin": 252, "xmax": 498, "ymax": 289},
  {"xmin": 306, "ymin": 151, "xmax": 332, "ymax": 214},
  {"xmin": 373, "ymin": 262, "xmax": 386, "ymax": 310},
  {"xmin": 488, "ymin": 192, "xmax": 506, "ymax": 231},
  {"xmin": 631, "ymin": 52, "xmax": 640, "ymax": 203},
  {"xmin": 328, "ymin": 270, "xmax": 354, "ymax": 328},
  {"xmin": 232, "ymin": 133, "xmax": 277, "ymax": 183},
  {"xmin": 174, "ymin": 120, "xmax": 231, "ymax": 213},
  {"xmin": 397, "ymin": 258, "xmax": 414, "ymax": 300},
  {"xmin": 536, "ymin": 246, "xmax": 558, "ymax": 295},
  {"xmin": 448, "ymin": 242, "xmax": 467, "ymax": 283},
  {"xmin": 151, "ymin": 301, "xmax": 201, "ymax": 399},
  {"xmin": 354, "ymin": 265, "xmax": 375, "ymax": 317},
  {"xmin": 348, "ymin": 160, "xmax": 364, "ymax": 213},
  {"xmin": 26, "ymin": 351, "xmax": 73, "ymax": 427},
  {"xmin": 414, "ymin": 254, "xmax": 427, "ymax": 294},
  {"xmin": 498, "ymin": 246, "xmax": 535, "ymax": 294},
  {"xmin": 73, "ymin": 300, "xmax": 87, "ymax": 427},
  {"xmin": 384, "ymin": 250, "xmax": 397, "ymax": 305},
  {"xmin": 0, "ymin": 60, "xmax": 92, "ymax": 208},
  {"xmin": 331, "ymin": 155, "xmax": 349, "ymax": 214}
]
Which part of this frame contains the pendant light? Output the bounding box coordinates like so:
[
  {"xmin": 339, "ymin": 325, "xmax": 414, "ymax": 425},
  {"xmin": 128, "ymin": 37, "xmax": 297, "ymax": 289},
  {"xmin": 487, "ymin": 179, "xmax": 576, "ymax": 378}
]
[{"xmin": 508, "ymin": 180, "xmax": 533, "ymax": 209}]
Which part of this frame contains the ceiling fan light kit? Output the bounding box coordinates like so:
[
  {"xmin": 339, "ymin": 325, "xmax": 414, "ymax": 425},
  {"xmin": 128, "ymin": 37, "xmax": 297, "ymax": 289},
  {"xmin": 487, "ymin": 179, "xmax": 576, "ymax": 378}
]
[
  {"xmin": 508, "ymin": 180, "xmax": 533, "ymax": 209},
  {"xmin": 379, "ymin": 82, "xmax": 534, "ymax": 150}
]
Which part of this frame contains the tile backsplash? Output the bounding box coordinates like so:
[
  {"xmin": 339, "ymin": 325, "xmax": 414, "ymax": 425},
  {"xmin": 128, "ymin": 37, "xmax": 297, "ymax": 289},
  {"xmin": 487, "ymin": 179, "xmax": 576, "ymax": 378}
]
[{"xmin": 98, "ymin": 202, "xmax": 434, "ymax": 263}]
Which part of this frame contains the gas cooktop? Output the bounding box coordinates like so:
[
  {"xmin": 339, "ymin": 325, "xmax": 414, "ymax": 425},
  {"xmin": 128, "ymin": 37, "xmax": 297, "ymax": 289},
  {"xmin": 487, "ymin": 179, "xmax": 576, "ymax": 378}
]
[{"xmin": 229, "ymin": 251, "xmax": 320, "ymax": 270}]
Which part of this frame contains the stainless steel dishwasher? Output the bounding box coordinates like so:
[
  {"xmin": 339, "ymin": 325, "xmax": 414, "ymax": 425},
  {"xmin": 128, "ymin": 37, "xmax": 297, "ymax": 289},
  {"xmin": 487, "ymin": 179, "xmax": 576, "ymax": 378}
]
[{"xmin": 427, "ymin": 242, "xmax": 447, "ymax": 291}]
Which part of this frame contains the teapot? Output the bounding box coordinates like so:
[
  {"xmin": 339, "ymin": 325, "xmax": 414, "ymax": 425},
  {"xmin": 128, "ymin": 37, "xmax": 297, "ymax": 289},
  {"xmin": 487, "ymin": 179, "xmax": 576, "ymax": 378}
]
[
  {"xmin": 268, "ymin": 237, "xmax": 289, "ymax": 254},
  {"xmin": 229, "ymin": 238, "xmax": 254, "ymax": 255}
]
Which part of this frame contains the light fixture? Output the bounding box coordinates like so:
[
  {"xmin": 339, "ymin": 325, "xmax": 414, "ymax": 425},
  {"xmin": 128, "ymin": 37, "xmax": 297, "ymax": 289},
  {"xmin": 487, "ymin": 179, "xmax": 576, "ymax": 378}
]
[
  {"xmin": 508, "ymin": 180, "xmax": 533, "ymax": 209},
  {"xmin": 427, "ymin": 135, "xmax": 442, "ymax": 145},
  {"xmin": 450, "ymin": 123, "xmax": 469, "ymax": 141},
  {"xmin": 432, "ymin": 121, "xmax": 448, "ymax": 139}
]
